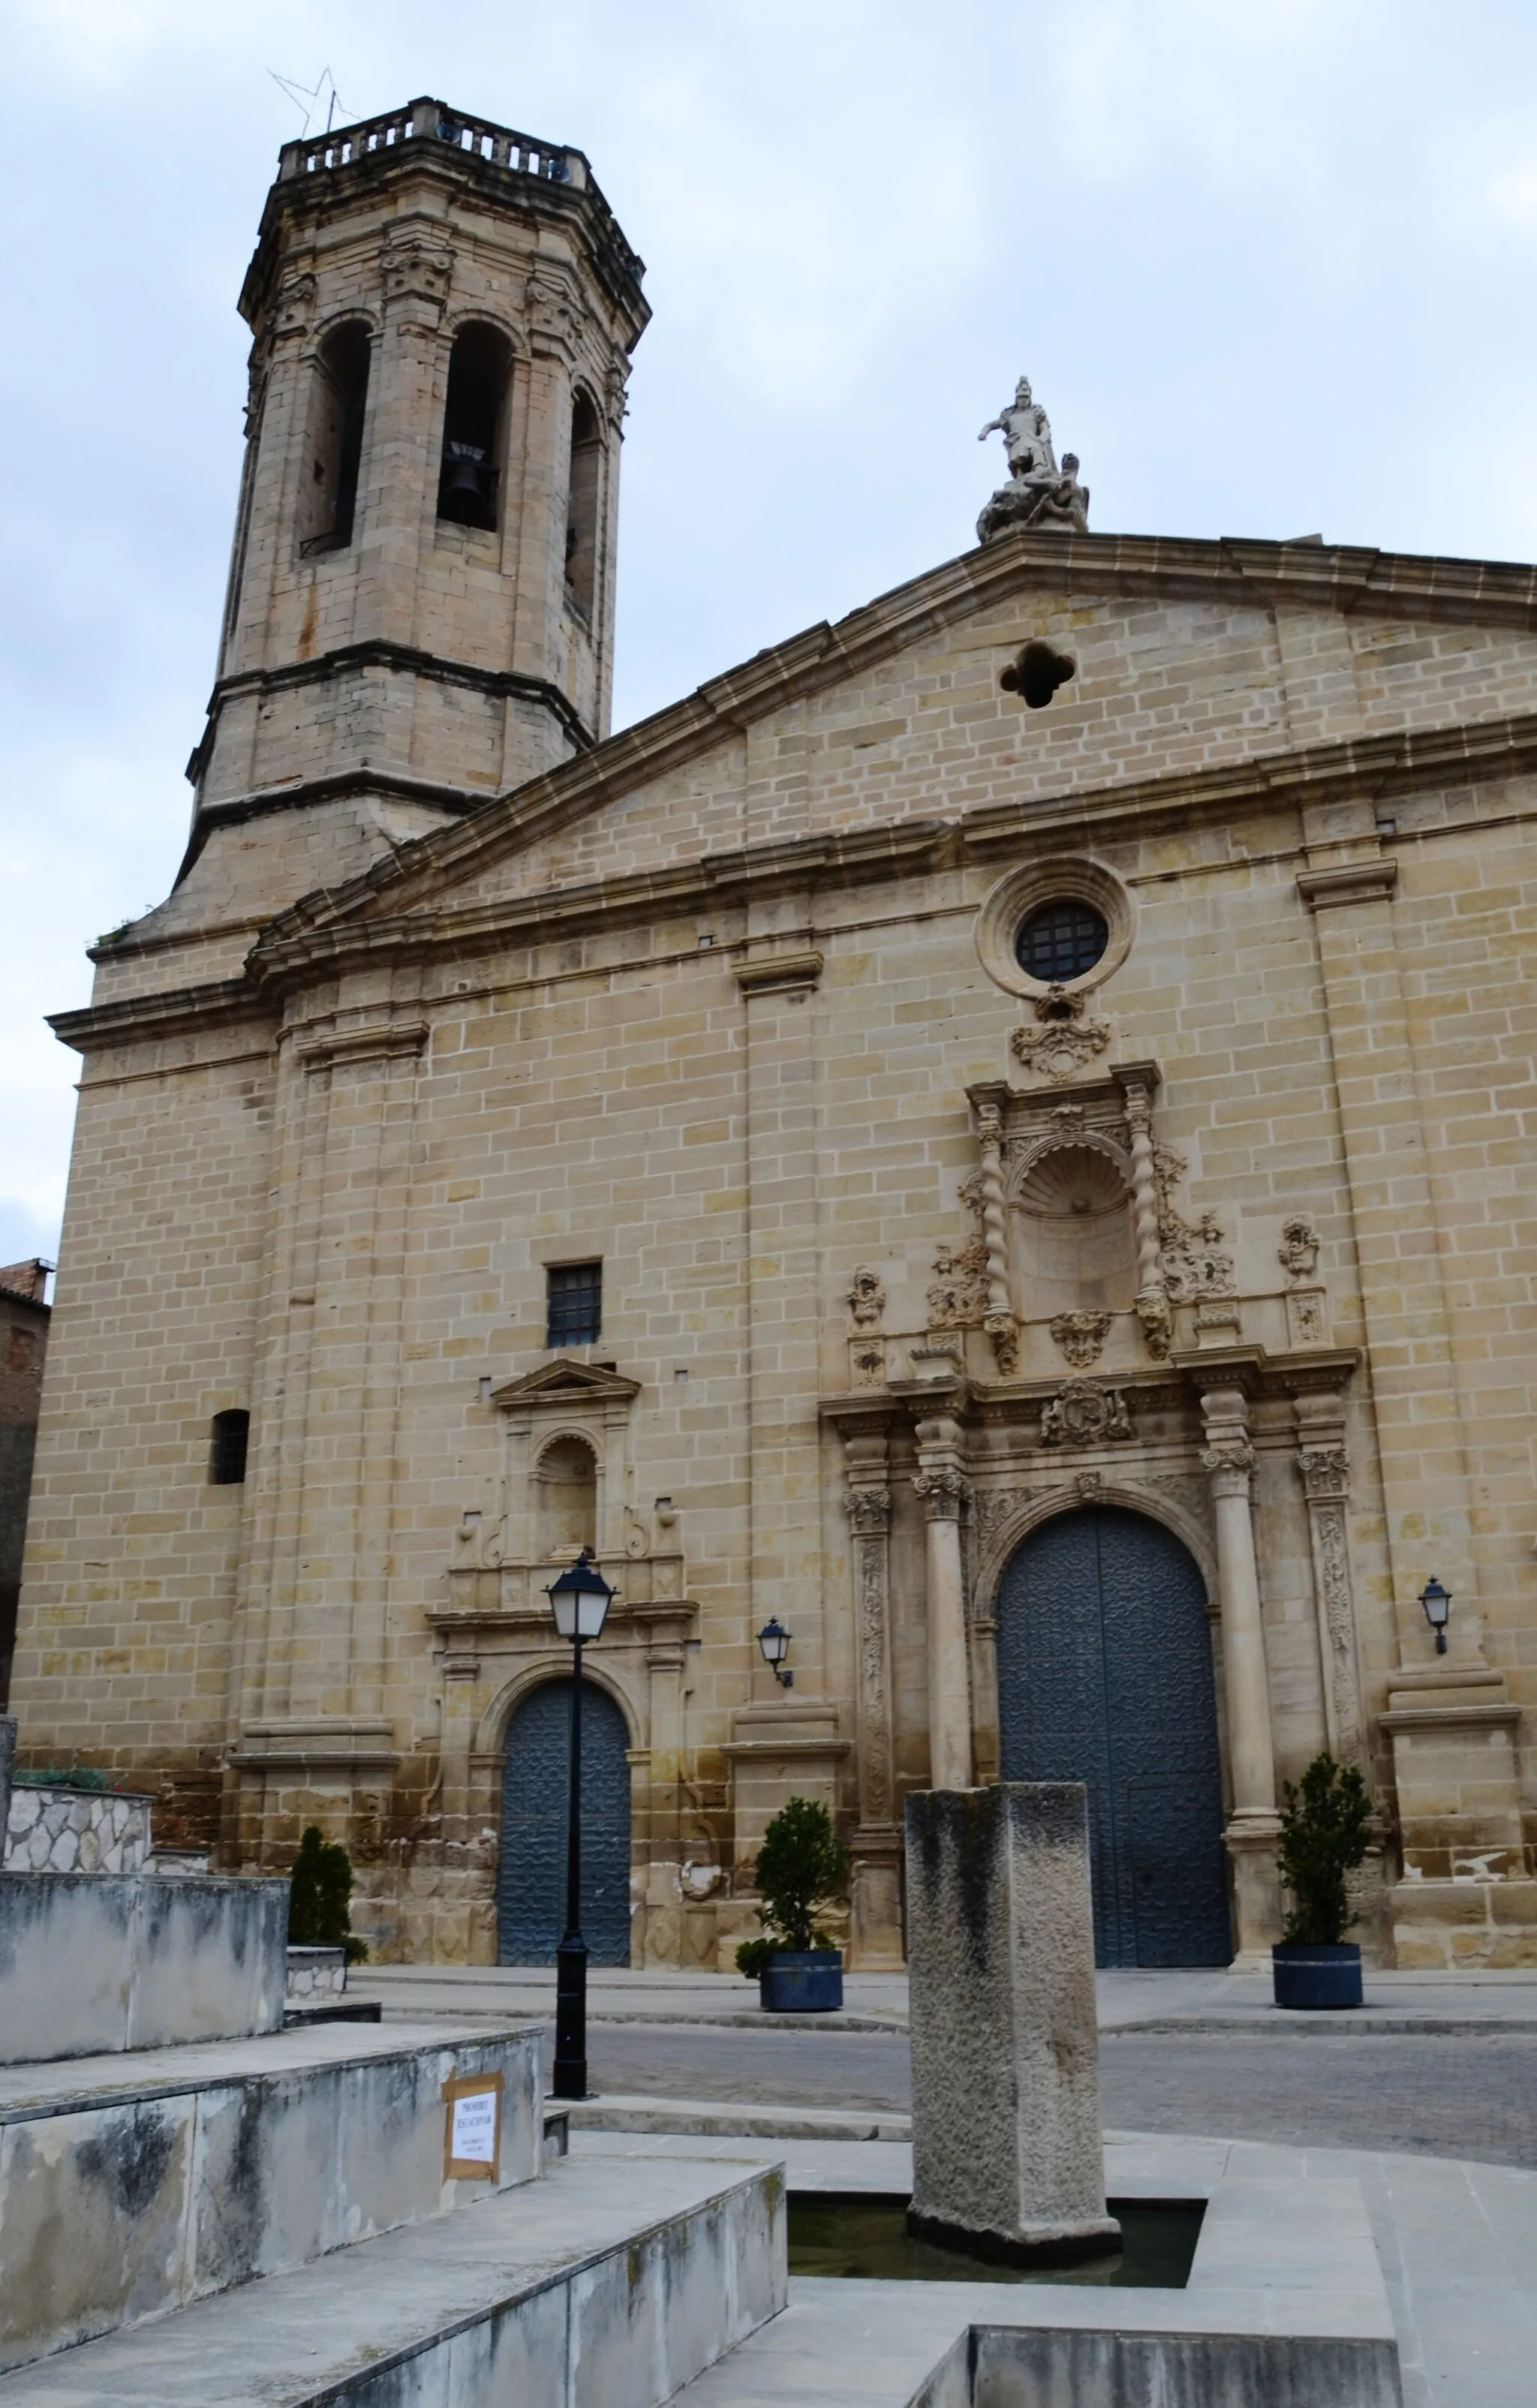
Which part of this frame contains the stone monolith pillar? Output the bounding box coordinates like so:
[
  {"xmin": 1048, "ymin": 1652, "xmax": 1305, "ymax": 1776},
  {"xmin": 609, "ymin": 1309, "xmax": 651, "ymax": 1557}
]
[{"xmin": 904, "ymin": 1782, "xmax": 1119, "ymax": 2264}]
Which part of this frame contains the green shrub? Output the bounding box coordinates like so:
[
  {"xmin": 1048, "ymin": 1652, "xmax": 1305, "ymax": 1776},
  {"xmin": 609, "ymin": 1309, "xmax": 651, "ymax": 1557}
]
[
  {"xmin": 734, "ymin": 1796, "xmax": 849, "ymax": 1976},
  {"xmin": 288, "ymin": 1826, "xmax": 369, "ymax": 1965},
  {"xmin": 1276, "ymin": 1752, "xmax": 1373, "ymax": 1946}
]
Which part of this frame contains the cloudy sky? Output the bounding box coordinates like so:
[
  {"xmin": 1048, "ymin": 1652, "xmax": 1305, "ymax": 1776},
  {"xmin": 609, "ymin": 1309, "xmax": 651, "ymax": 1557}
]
[{"xmin": 4, "ymin": 0, "xmax": 1537, "ymax": 1273}]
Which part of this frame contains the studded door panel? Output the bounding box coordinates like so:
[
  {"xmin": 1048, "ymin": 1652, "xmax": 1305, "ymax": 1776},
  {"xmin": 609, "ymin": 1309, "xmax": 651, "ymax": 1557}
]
[
  {"xmin": 996, "ymin": 1507, "xmax": 1230, "ymax": 1967},
  {"xmin": 497, "ymin": 1677, "xmax": 633, "ymax": 1965}
]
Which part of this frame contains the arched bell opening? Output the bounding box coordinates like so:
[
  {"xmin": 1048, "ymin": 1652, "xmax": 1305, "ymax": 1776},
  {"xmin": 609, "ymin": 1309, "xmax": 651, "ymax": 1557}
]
[
  {"xmin": 495, "ymin": 1675, "xmax": 633, "ymax": 1966},
  {"xmin": 994, "ymin": 1504, "xmax": 1229, "ymax": 1967},
  {"xmin": 299, "ymin": 320, "xmax": 372, "ymax": 554},
  {"xmin": 437, "ymin": 321, "xmax": 513, "ymax": 531},
  {"xmin": 1013, "ymin": 1141, "xmax": 1138, "ymax": 1317},
  {"xmin": 564, "ymin": 388, "xmax": 603, "ymax": 618}
]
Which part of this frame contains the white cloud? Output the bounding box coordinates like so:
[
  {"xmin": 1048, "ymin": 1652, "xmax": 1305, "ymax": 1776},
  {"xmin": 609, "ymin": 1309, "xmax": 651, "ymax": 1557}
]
[{"xmin": 5, "ymin": 0, "xmax": 1537, "ymax": 1260}]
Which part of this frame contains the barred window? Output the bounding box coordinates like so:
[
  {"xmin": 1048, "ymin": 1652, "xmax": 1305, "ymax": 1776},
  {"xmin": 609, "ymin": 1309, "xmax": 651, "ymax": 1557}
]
[
  {"xmin": 1015, "ymin": 898, "xmax": 1108, "ymax": 982},
  {"xmin": 209, "ymin": 1408, "xmax": 250, "ymax": 1485},
  {"xmin": 546, "ymin": 1261, "xmax": 602, "ymax": 1348}
]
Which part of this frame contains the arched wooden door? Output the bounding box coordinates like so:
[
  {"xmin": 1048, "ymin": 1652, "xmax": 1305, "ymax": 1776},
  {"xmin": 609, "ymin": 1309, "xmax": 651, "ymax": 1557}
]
[
  {"xmin": 497, "ymin": 1679, "xmax": 633, "ymax": 1965},
  {"xmin": 995, "ymin": 1506, "xmax": 1230, "ymax": 1967}
]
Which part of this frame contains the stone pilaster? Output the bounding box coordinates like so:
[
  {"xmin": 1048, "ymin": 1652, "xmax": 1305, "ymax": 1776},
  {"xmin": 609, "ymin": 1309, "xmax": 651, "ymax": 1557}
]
[
  {"xmin": 737, "ymin": 938, "xmax": 825, "ymax": 1693},
  {"xmin": 1293, "ymin": 1393, "xmax": 1365, "ymax": 1763},
  {"xmin": 912, "ymin": 1414, "xmax": 973, "ymax": 1792},
  {"xmin": 841, "ymin": 1425, "xmax": 903, "ymax": 1967},
  {"xmin": 1201, "ymin": 1384, "xmax": 1281, "ymax": 1961}
]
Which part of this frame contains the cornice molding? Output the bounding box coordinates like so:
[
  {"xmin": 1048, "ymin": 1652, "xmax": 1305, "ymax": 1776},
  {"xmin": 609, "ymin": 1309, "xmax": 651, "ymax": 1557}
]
[
  {"xmin": 49, "ymin": 979, "xmax": 264, "ymax": 1057},
  {"xmin": 1297, "ymin": 859, "xmax": 1400, "ymax": 910}
]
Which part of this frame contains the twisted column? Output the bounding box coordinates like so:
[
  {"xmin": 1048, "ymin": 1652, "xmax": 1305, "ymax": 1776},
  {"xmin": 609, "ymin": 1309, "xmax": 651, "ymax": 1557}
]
[
  {"xmin": 1123, "ymin": 1077, "xmax": 1171, "ymax": 1359},
  {"xmin": 976, "ymin": 1102, "xmax": 1018, "ymax": 1378}
]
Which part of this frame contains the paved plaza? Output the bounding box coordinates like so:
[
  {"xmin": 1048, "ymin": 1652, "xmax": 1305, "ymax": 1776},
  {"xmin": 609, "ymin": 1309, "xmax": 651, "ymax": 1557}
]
[{"xmin": 576, "ymin": 2022, "xmax": 1537, "ymax": 2171}]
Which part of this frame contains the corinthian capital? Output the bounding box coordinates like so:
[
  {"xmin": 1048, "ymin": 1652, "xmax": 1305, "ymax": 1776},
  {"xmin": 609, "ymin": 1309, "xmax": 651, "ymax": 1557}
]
[
  {"xmin": 1201, "ymin": 1437, "xmax": 1256, "ymax": 1481},
  {"xmin": 912, "ymin": 1465, "xmax": 970, "ymax": 1521},
  {"xmin": 845, "ymin": 1486, "xmax": 892, "ymax": 1535}
]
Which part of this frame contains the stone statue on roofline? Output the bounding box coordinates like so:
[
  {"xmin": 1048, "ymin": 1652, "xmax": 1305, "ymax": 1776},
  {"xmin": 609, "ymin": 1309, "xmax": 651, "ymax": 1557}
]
[{"xmin": 977, "ymin": 374, "xmax": 1090, "ymax": 542}]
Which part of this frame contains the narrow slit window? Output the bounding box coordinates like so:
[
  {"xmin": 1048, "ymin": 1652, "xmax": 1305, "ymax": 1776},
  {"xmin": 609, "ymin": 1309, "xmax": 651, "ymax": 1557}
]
[
  {"xmin": 546, "ymin": 1262, "xmax": 602, "ymax": 1348},
  {"xmin": 564, "ymin": 390, "xmax": 601, "ymax": 618},
  {"xmin": 438, "ymin": 323, "xmax": 513, "ymax": 531},
  {"xmin": 299, "ymin": 323, "xmax": 371, "ymax": 555},
  {"xmin": 209, "ymin": 1408, "xmax": 250, "ymax": 1485}
]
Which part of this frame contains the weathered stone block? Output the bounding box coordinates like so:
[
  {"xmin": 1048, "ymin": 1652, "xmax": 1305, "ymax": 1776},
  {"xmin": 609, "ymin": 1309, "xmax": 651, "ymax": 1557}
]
[
  {"xmin": 0, "ymin": 1872, "xmax": 288, "ymax": 2064},
  {"xmin": 905, "ymin": 1782, "xmax": 1117, "ymax": 2262}
]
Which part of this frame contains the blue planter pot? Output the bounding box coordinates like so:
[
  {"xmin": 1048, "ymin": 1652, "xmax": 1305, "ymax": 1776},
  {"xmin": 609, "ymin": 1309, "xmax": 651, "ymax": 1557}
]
[
  {"xmin": 759, "ymin": 1951, "xmax": 843, "ymax": 2013},
  {"xmin": 1272, "ymin": 1941, "xmax": 1362, "ymax": 2010}
]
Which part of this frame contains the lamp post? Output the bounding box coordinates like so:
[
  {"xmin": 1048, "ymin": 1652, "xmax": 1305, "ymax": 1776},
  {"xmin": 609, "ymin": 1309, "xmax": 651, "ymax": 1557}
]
[
  {"xmin": 1419, "ymin": 1576, "xmax": 1451, "ymax": 1656},
  {"xmin": 545, "ymin": 1547, "xmax": 615, "ymax": 2101},
  {"xmin": 757, "ymin": 1616, "xmax": 793, "ymax": 1688}
]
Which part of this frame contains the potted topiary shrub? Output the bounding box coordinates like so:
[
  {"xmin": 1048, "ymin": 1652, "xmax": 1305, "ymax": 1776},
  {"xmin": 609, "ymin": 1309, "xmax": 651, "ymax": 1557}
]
[
  {"xmin": 289, "ymin": 1825, "xmax": 369, "ymax": 1965},
  {"xmin": 1272, "ymin": 1752, "xmax": 1372, "ymax": 2009},
  {"xmin": 735, "ymin": 1796, "xmax": 849, "ymax": 2011}
]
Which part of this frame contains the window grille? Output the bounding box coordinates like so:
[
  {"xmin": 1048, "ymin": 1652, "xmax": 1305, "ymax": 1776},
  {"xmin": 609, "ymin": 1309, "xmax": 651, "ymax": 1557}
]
[
  {"xmin": 546, "ymin": 1262, "xmax": 602, "ymax": 1348},
  {"xmin": 1015, "ymin": 899, "xmax": 1108, "ymax": 982}
]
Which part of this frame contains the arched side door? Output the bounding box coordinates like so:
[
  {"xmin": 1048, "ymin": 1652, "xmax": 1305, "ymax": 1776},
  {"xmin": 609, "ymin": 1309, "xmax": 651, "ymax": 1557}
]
[
  {"xmin": 995, "ymin": 1506, "xmax": 1230, "ymax": 1968},
  {"xmin": 497, "ymin": 1678, "xmax": 632, "ymax": 1966}
]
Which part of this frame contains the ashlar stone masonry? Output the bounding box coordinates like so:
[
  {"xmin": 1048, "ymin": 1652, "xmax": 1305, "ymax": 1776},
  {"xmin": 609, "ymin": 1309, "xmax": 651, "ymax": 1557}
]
[{"xmin": 11, "ymin": 98, "xmax": 1537, "ymax": 1974}]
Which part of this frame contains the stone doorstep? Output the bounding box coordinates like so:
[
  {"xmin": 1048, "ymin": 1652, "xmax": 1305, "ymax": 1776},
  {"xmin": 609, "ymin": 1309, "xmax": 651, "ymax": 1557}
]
[
  {"xmin": 0, "ymin": 2154, "xmax": 785, "ymax": 2408},
  {"xmin": 570, "ymin": 2095, "xmax": 911, "ymax": 2143}
]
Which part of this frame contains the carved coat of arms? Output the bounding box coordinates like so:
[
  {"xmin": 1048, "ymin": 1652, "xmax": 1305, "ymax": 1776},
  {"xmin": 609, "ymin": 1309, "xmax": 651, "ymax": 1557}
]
[{"xmin": 1040, "ymin": 1379, "xmax": 1133, "ymax": 1448}]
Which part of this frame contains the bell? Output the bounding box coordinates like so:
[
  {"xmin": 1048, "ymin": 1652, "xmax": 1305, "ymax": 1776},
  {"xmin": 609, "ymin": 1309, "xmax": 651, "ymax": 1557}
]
[{"xmin": 442, "ymin": 442, "xmax": 487, "ymax": 501}]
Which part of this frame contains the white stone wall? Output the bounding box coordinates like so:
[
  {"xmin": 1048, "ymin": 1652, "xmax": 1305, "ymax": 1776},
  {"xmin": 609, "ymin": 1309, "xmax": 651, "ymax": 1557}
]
[{"xmin": 3, "ymin": 1784, "xmax": 153, "ymax": 1874}]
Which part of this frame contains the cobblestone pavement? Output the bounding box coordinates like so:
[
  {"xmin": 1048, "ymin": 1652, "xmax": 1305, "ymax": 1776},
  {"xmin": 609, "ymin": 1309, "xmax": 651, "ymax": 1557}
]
[{"xmin": 585, "ymin": 2023, "xmax": 1537, "ymax": 2169}]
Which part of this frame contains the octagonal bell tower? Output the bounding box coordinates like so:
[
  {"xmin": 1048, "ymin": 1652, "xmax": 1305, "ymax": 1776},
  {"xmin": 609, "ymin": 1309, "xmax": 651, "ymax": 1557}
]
[{"xmin": 182, "ymin": 97, "xmax": 648, "ymax": 904}]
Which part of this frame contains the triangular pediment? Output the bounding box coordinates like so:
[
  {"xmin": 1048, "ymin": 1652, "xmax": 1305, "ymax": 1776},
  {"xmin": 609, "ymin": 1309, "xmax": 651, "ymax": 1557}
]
[
  {"xmin": 489, "ymin": 1359, "xmax": 642, "ymax": 1410},
  {"xmin": 251, "ymin": 524, "xmax": 1537, "ymax": 977}
]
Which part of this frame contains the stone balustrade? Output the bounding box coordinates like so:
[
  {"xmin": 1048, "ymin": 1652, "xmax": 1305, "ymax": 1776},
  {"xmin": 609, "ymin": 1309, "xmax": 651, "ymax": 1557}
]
[{"xmin": 279, "ymin": 97, "xmax": 582, "ymax": 191}]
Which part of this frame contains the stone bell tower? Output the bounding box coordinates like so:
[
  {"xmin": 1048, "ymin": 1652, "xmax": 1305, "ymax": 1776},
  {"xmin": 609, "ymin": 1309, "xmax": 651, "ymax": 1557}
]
[{"xmin": 180, "ymin": 98, "xmax": 648, "ymax": 912}]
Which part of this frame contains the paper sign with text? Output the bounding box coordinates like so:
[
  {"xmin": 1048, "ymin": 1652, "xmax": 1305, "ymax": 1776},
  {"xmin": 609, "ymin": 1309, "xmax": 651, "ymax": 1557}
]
[{"xmin": 441, "ymin": 2071, "xmax": 504, "ymax": 2181}]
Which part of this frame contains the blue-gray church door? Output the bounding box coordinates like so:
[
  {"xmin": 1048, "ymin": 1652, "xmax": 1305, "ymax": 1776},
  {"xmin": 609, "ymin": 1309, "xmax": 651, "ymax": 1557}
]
[
  {"xmin": 497, "ymin": 1679, "xmax": 633, "ymax": 1966},
  {"xmin": 995, "ymin": 1507, "xmax": 1230, "ymax": 1967}
]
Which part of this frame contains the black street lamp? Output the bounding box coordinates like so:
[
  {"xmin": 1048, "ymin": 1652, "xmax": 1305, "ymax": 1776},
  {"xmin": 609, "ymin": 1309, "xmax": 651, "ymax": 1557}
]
[
  {"xmin": 1420, "ymin": 1575, "xmax": 1451, "ymax": 1656},
  {"xmin": 546, "ymin": 1546, "xmax": 615, "ymax": 2100},
  {"xmin": 757, "ymin": 1615, "xmax": 793, "ymax": 1688}
]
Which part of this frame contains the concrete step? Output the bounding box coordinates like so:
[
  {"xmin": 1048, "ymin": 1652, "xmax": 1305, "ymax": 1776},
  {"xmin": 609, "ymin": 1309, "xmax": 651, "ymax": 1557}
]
[
  {"xmin": 0, "ymin": 2148, "xmax": 784, "ymax": 2407},
  {"xmin": 570, "ymin": 2093, "xmax": 911, "ymax": 2142},
  {"xmin": 0, "ymin": 1871, "xmax": 287, "ymax": 2065},
  {"xmin": 0, "ymin": 2019, "xmax": 541, "ymax": 2374}
]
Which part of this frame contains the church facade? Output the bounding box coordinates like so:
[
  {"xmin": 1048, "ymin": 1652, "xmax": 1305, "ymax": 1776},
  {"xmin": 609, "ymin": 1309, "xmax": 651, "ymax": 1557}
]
[{"xmin": 14, "ymin": 99, "xmax": 1537, "ymax": 1971}]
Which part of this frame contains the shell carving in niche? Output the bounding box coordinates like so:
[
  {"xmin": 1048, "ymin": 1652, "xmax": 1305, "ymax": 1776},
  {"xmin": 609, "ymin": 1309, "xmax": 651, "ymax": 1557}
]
[{"xmin": 1015, "ymin": 1144, "xmax": 1138, "ymax": 1319}]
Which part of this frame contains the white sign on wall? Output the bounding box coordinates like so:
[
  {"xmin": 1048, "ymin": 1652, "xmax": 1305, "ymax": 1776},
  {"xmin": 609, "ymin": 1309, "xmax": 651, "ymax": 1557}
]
[{"xmin": 441, "ymin": 2072, "xmax": 504, "ymax": 2182}]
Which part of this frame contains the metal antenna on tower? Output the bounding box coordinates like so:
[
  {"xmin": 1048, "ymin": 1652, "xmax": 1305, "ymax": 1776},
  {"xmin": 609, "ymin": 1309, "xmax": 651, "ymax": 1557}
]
[{"xmin": 268, "ymin": 68, "xmax": 350, "ymax": 138}]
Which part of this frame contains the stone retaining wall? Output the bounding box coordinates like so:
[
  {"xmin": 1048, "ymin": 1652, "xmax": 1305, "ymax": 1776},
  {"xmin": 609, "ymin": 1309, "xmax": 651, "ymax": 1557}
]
[{"xmin": 3, "ymin": 1782, "xmax": 154, "ymax": 1874}]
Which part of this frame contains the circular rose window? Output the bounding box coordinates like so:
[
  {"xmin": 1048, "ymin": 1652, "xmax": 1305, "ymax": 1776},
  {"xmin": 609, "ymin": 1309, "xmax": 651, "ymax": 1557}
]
[{"xmin": 1014, "ymin": 899, "xmax": 1108, "ymax": 983}]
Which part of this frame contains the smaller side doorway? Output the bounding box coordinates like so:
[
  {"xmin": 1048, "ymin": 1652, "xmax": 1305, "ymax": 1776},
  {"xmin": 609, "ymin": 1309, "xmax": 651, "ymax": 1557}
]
[{"xmin": 497, "ymin": 1677, "xmax": 632, "ymax": 1965}]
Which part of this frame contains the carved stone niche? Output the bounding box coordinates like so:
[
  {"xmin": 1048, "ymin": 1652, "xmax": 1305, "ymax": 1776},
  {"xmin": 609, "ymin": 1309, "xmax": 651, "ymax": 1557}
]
[
  {"xmin": 967, "ymin": 1070, "xmax": 1152, "ymax": 1345},
  {"xmin": 440, "ymin": 1358, "xmax": 684, "ymax": 1627}
]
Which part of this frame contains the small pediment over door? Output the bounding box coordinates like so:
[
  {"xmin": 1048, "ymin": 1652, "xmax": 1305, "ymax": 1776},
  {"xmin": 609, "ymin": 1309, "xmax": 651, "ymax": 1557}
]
[{"xmin": 489, "ymin": 1360, "xmax": 642, "ymax": 1411}]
